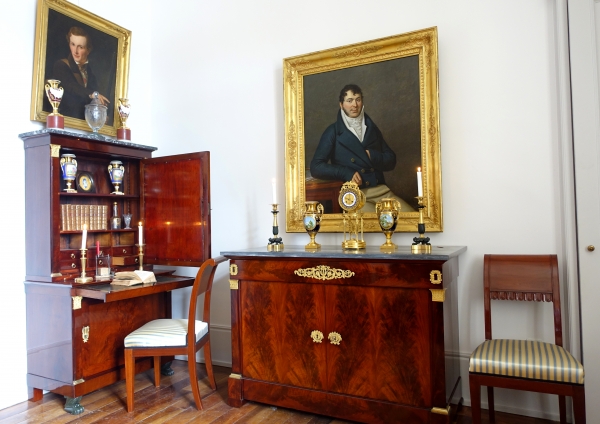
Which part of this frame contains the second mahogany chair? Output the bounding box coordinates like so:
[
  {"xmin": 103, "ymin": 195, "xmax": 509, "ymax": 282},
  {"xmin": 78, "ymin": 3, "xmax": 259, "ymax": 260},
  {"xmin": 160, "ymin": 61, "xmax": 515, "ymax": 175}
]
[
  {"xmin": 123, "ymin": 256, "xmax": 227, "ymax": 412},
  {"xmin": 469, "ymin": 254, "xmax": 585, "ymax": 423}
]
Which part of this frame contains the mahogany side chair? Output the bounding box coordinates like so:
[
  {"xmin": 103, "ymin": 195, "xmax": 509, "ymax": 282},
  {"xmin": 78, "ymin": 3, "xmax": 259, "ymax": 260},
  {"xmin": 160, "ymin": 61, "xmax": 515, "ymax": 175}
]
[
  {"xmin": 469, "ymin": 254, "xmax": 585, "ymax": 424},
  {"xmin": 123, "ymin": 256, "xmax": 227, "ymax": 412}
]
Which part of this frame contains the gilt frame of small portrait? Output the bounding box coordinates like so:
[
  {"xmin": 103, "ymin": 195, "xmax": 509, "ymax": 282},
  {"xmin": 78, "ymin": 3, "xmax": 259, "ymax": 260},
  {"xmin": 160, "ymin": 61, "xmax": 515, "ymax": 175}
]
[
  {"xmin": 30, "ymin": 0, "xmax": 131, "ymax": 136},
  {"xmin": 283, "ymin": 27, "xmax": 442, "ymax": 233}
]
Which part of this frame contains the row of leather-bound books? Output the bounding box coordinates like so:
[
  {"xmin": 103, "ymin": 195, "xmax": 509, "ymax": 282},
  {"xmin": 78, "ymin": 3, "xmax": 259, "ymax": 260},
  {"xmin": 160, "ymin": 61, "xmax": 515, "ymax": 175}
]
[{"xmin": 61, "ymin": 204, "xmax": 108, "ymax": 231}]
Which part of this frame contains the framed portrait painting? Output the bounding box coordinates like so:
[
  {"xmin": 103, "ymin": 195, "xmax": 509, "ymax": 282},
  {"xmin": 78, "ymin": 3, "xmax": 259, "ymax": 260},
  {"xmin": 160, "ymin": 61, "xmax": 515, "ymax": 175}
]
[
  {"xmin": 30, "ymin": 0, "xmax": 131, "ymax": 136},
  {"xmin": 284, "ymin": 27, "xmax": 442, "ymax": 233}
]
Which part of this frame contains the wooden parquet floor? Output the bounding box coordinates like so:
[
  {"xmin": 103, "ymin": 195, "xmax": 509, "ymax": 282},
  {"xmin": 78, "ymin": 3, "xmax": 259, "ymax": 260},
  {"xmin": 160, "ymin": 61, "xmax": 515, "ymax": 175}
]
[{"xmin": 0, "ymin": 360, "xmax": 560, "ymax": 423}]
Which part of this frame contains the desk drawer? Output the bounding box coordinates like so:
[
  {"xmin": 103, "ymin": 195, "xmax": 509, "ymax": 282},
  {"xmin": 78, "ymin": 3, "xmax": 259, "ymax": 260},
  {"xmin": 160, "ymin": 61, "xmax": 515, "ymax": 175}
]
[
  {"xmin": 231, "ymin": 258, "xmax": 447, "ymax": 289},
  {"xmin": 112, "ymin": 255, "xmax": 139, "ymax": 266},
  {"xmin": 112, "ymin": 246, "xmax": 134, "ymax": 257}
]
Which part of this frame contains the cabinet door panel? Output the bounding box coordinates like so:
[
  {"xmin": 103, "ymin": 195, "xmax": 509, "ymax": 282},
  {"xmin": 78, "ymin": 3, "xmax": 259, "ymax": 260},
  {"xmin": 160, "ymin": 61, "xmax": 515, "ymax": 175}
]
[
  {"xmin": 326, "ymin": 285, "xmax": 432, "ymax": 406},
  {"xmin": 240, "ymin": 281, "xmax": 327, "ymax": 390},
  {"xmin": 74, "ymin": 293, "xmax": 167, "ymax": 378},
  {"xmin": 142, "ymin": 152, "xmax": 210, "ymax": 266}
]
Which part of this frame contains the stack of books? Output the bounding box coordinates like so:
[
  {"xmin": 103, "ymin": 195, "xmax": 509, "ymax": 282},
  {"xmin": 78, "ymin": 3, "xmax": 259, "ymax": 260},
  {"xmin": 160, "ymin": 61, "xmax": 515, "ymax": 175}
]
[{"xmin": 61, "ymin": 204, "xmax": 108, "ymax": 230}]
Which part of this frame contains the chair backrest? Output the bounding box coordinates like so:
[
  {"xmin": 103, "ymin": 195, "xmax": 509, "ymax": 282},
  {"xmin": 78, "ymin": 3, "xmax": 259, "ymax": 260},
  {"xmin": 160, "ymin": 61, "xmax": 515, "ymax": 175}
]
[
  {"xmin": 187, "ymin": 256, "xmax": 227, "ymax": 347},
  {"xmin": 483, "ymin": 254, "xmax": 562, "ymax": 346}
]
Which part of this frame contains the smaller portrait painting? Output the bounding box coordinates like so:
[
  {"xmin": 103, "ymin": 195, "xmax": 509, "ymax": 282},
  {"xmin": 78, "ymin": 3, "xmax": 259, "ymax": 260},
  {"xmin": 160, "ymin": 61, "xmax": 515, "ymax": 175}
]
[{"xmin": 30, "ymin": 0, "xmax": 131, "ymax": 136}]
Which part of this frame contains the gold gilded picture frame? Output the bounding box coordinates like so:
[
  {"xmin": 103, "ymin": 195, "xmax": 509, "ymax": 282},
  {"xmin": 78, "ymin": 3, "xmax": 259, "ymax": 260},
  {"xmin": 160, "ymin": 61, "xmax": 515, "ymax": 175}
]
[
  {"xmin": 30, "ymin": 0, "xmax": 131, "ymax": 136},
  {"xmin": 284, "ymin": 27, "xmax": 442, "ymax": 233}
]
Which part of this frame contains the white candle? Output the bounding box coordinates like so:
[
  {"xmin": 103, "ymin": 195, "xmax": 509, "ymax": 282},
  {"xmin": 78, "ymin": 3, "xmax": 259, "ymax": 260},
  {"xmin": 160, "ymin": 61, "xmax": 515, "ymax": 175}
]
[
  {"xmin": 81, "ymin": 224, "xmax": 87, "ymax": 249},
  {"xmin": 417, "ymin": 167, "xmax": 423, "ymax": 197},
  {"xmin": 272, "ymin": 178, "xmax": 277, "ymax": 204},
  {"xmin": 138, "ymin": 222, "xmax": 143, "ymax": 245}
]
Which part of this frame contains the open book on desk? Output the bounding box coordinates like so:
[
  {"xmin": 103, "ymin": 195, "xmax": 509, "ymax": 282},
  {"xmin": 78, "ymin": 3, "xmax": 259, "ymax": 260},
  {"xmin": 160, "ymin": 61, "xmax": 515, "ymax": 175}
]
[{"xmin": 111, "ymin": 270, "xmax": 157, "ymax": 286}]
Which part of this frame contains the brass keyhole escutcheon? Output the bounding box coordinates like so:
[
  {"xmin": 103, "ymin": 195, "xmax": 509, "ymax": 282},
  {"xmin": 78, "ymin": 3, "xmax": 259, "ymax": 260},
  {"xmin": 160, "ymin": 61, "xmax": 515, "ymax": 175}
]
[
  {"xmin": 311, "ymin": 330, "xmax": 324, "ymax": 343},
  {"xmin": 328, "ymin": 332, "xmax": 342, "ymax": 345},
  {"xmin": 588, "ymin": 245, "xmax": 595, "ymax": 252}
]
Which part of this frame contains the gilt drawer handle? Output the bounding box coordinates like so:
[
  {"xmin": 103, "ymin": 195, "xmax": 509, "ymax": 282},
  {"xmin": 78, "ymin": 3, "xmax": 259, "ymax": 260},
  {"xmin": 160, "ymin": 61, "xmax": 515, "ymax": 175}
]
[
  {"xmin": 98, "ymin": 260, "xmax": 104, "ymax": 265},
  {"xmin": 71, "ymin": 253, "xmax": 76, "ymax": 259},
  {"xmin": 123, "ymin": 249, "xmax": 127, "ymax": 254},
  {"xmin": 294, "ymin": 265, "xmax": 354, "ymax": 281},
  {"xmin": 311, "ymin": 330, "xmax": 324, "ymax": 343},
  {"xmin": 328, "ymin": 332, "xmax": 342, "ymax": 345},
  {"xmin": 71, "ymin": 263, "xmax": 76, "ymax": 269}
]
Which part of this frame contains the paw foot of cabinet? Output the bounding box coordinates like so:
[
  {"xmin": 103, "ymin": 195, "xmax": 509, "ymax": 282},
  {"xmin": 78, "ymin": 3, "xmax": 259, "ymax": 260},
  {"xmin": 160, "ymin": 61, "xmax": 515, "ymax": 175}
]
[{"xmin": 64, "ymin": 396, "xmax": 84, "ymax": 415}]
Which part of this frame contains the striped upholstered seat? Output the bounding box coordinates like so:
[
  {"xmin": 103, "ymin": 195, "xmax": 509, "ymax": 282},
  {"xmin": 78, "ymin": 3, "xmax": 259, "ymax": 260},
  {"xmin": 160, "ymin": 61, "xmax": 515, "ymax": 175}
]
[
  {"xmin": 124, "ymin": 319, "xmax": 208, "ymax": 348},
  {"xmin": 469, "ymin": 339, "xmax": 584, "ymax": 384}
]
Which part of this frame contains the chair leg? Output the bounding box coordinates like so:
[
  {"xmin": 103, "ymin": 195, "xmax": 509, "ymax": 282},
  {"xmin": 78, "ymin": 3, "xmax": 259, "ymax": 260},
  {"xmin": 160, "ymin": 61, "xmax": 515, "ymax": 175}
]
[
  {"xmin": 469, "ymin": 375, "xmax": 482, "ymax": 424},
  {"xmin": 487, "ymin": 386, "xmax": 496, "ymax": 423},
  {"xmin": 572, "ymin": 386, "xmax": 586, "ymax": 424},
  {"xmin": 204, "ymin": 340, "xmax": 217, "ymax": 390},
  {"xmin": 558, "ymin": 395, "xmax": 567, "ymax": 424},
  {"xmin": 125, "ymin": 349, "xmax": 135, "ymax": 413},
  {"xmin": 153, "ymin": 356, "xmax": 161, "ymax": 387},
  {"xmin": 188, "ymin": 351, "xmax": 203, "ymax": 410}
]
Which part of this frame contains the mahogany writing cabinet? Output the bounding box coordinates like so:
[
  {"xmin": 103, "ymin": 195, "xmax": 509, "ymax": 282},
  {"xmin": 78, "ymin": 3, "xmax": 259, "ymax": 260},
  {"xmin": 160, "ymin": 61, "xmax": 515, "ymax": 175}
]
[
  {"xmin": 222, "ymin": 246, "xmax": 466, "ymax": 424},
  {"xmin": 20, "ymin": 129, "xmax": 211, "ymax": 414}
]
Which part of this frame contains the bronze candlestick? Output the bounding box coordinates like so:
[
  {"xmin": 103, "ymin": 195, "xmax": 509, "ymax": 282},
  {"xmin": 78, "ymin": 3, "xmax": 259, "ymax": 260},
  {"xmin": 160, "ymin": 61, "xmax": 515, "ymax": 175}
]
[
  {"xmin": 411, "ymin": 196, "xmax": 432, "ymax": 254},
  {"xmin": 75, "ymin": 248, "xmax": 93, "ymax": 283},
  {"xmin": 267, "ymin": 204, "xmax": 284, "ymax": 252},
  {"xmin": 136, "ymin": 244, "xmax": 145, "ymax": 270}
]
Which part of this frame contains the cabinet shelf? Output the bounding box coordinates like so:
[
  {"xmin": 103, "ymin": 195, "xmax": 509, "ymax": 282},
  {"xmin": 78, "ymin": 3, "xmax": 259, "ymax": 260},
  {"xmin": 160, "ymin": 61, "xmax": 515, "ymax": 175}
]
[
  {"xmin": 60, "ymin": 229, "xmax": 136, "ymax": 234},
  {"xmin": 59, "ymin": 192, "xmax": 139, "ymax": 199}
]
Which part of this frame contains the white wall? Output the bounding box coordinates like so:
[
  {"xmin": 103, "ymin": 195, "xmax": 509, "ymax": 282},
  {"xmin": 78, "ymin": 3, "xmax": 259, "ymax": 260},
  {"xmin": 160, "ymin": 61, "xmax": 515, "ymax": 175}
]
[
  {"xmin": 0, "ymin": 0, "xmax": 573, "ymax": 420},
  {"xmin": 0, "ymin": 0, "xmax": 153, "ymax": 412}
]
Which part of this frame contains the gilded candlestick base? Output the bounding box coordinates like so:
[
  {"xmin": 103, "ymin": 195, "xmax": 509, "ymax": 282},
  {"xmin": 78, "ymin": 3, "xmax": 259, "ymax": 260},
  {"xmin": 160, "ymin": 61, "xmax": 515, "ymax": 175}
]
[
  {"xmin": 411, "ymin": 243, "xmax": 432, "ymax": 253},
  {"xmin": 411, "ymin": 196, "xmax": 432, "ymax": 254},
  {"xmin": 267, "ymin": 204, "xmax": 284, "ymax": 252},
  {"xmin": 136, "ymin": 244, "xmax": 145, "ymax": 270},
  {"xmin": 75, "ymin": 248, "xmax": 93, "ymax": 283}
]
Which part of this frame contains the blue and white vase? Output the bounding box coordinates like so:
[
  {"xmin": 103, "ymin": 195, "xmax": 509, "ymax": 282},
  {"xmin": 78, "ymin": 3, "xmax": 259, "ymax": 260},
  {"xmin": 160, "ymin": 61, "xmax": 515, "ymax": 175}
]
[
  {"xmin": 60, "ymin": 154, "xmax": 77, "ymax": 193},
  {"xmin": 108, "ymin": 160, "xmax": 125, "ymax": 195}
]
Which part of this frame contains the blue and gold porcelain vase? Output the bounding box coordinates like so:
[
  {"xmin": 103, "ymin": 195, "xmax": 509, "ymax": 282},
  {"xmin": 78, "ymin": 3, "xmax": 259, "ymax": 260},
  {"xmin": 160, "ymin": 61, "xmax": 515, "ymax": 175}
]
[
  {"xmin": 108, "ymin": 160, "xmax": 125, "ymax": 195},
  {"xmin": 60, "ymin": 154, "xmax": 77, "ymax": 193}
]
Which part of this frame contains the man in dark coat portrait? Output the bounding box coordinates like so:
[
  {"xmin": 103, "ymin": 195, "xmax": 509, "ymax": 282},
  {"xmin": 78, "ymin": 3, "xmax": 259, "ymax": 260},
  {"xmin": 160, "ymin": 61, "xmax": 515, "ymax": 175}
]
[
  {"xmin": 310, "ymin": 84, "xmax": 414, "ymax": 212},
  {"xmin": 52, "ymin": 26, "xmax": 110, "ymax": 120}
]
